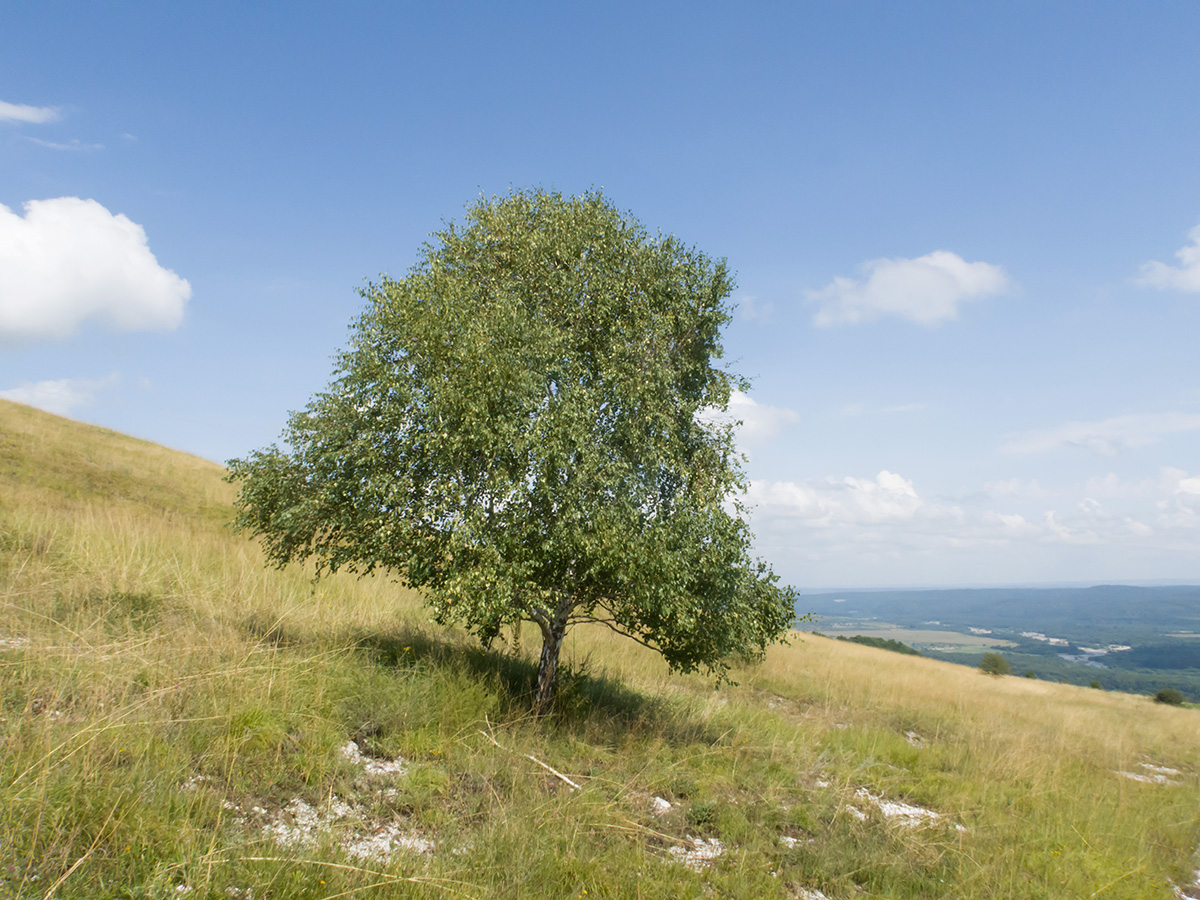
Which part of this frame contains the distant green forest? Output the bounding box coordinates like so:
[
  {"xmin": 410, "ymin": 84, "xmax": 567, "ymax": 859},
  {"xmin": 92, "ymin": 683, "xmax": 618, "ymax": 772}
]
[{"xmin": 813, "ymin": 633, "xmax": 922, "ymax": 656}]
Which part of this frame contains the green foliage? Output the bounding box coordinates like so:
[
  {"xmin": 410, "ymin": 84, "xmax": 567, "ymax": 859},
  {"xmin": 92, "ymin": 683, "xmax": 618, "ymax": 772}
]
[
  {"xmin": 1154, "ymin": 688, "xmax": 1184, "ymax": 705},
  {"xmin": 834, "ymin": 634, "xmax": 921, "ymax": 656},
  {"xmin": 226, "ymin": 188, "xmax": 796, "ymax": 711},
  {"xmin": 978, "ymin": 652, "xmax": 1012, "ymax": 676}
]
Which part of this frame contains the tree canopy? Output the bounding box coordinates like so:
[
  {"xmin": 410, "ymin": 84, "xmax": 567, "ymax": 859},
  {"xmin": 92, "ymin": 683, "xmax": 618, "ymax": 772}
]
[
  {"xmin": 978, "ymin": 652, "xmax": 1012, "ymax": 676},
  {"xmin": 227, "ymin": 188, "xmax": 797, "ymax": 712}
]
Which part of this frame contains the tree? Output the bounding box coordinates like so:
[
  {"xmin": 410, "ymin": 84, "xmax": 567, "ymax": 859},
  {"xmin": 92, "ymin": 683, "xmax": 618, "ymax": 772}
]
[
  {"xmin": 978, "ymin": 652, "xmax": 1011, "ymax": 676},
  {"xmin": 227, "ymin": 188, "xmax": 797, "ymax": 714}
]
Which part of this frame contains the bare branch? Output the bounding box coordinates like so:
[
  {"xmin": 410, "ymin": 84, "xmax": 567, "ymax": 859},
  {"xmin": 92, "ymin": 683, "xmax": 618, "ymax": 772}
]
[{"xmin": 480, "ymin": 716, "xmax": 581, "ymax": 791}]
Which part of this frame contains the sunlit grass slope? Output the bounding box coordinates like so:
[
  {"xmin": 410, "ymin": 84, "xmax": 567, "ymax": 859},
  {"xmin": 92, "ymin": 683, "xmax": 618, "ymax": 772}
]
[{"xmin": 2, "ymin": 397, "xmax": 1198, "ymax": 899}]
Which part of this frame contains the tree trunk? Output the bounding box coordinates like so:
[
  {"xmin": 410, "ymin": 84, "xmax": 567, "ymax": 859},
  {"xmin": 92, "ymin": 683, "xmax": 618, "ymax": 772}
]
[{"xmin": 533, "ymin": 595, "xmax": 573, "ymax": 715}]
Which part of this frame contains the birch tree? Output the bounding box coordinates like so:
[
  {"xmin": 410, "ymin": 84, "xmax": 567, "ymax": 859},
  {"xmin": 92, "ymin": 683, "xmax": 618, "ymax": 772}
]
[{"xmin": 227, "ymin": 188, "xmax": 796, "ymax": 714}]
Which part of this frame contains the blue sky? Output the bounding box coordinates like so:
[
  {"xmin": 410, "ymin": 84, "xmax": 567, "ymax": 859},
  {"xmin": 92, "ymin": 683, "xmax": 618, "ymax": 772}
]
[{"xmin": 3, "ymin": 3, "xmax": 1199, "ymax": 589}]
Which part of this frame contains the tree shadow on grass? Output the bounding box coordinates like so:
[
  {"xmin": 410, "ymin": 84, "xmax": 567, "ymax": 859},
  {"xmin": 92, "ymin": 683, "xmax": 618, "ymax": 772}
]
[{"xmin": 353, "ymin": 626, "xmax": 722, "ymax": 746}]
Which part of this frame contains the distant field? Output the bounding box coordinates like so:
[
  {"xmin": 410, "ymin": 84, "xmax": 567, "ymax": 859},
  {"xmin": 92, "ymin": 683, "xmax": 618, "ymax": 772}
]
[{"xmin": 814, "ymin": 623, "xmax": 1017, "ymax": 650}]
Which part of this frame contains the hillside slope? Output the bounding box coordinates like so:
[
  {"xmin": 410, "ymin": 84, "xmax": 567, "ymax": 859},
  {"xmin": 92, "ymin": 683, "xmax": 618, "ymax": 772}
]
[{"xmin": 2, "ymin": 399, "xmax": 1199, "ymax": 899}]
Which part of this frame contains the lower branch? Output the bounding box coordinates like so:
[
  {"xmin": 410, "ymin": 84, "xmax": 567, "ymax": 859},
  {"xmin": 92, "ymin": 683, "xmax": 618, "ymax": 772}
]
[{"xmin": 572, "ymin": 613, "xmax": 660, "ymax": 653}]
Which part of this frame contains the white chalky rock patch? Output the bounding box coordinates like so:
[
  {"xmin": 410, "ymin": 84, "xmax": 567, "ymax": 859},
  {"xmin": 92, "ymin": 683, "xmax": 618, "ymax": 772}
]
[
  {"xmin": 340, "ymin": 740, "xmax": 409, "ymax": 777},
  {"xmin": 630, "ymin": 792, "xmax": 673, "ymax": 816},
  {"xmin": 343, "ymin": 823, "xmax": 435, "ymax": 862},
  {"xmin": 264, "ymin": 798, "xmax": 330, "ymax": 849},
  {"xmin": 1173, "ymin": 844, "xmax": 1200, "ymax": 900},
  {"xmin": 0, "ymin": 636, "xmax": 30, "ymax": 650},
  {"xmin": 1116, "ymin": 769, "xmax": 1179, "ymax": 785},
  {"xmin": 795, "ymin": 888, "xmax": 830, "ymax": 900},
  {"xmin": 1143, "ymin": 763, "xmax": 1181, "ymax": 776},
  {"xmin": 1116, "ymin": 762, "xmax": 1190, "ymax": 785},
  {"xmin": 669, "ymin": 837, "xmax": 725, "ymax": 871},
  {"xmin": 232, "ymin": 794, "xmax": 432, "ymax": 860},
  {"xmin": 853, "ymin": 788, "xmax": 965, "ymax": 831},
  {"xmin": 203, "ymin": 743, "xmax": 426, "ymax": 863},
  {"xmin": 904, "ymin": 731, "xmax": 925, "ymax": 747}
]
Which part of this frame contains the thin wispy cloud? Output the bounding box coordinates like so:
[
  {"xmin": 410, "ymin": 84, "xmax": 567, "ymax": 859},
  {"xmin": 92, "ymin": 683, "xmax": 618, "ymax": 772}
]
[
  {"xmin": 0, "ymin": 99, "xmax": 60, "ymax": 124},
  {"xmin": 834, "ymin": 401, "xmax": 923, "ymax": 417},
  {"xmin": 809, "ymin": 250, "xmax": 1010, "ymax": 327},
  {"xmin": 984, "ymin": 478, "xmax": 1051, "ymax": 500},
  {"xmin": 1139, "ymin": 223, "xmax": 1200, "ymax": 293},
  {"xmin": 0, "ymin": 197, "xmax": 191, "ymax": 343},
  {"xmin": 999, "ymin": 412, "xmax": 1200, "ymax": 456},
  {"xmin": 737, "ymin": 295, "xmax": 774, "ymax": 322},
  {"xmin": 23, "ymin": 136, "xmax": 104, "ymax": 152},
  {"xmin": 0, "ymin": 374, "xmax": 118, "ymax": 416}
]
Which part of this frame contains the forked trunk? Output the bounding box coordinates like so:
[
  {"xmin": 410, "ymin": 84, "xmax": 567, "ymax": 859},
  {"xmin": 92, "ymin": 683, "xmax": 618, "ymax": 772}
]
[{"xmin": 533, "ymin": 596, "xmax": 572, "ymax": 715}]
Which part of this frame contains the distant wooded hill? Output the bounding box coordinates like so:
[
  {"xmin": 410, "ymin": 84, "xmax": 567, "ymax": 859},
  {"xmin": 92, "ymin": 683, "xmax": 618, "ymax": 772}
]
[{"xmin": 799, "ymin": 585, "xmax": 1200, "ymax": 643}]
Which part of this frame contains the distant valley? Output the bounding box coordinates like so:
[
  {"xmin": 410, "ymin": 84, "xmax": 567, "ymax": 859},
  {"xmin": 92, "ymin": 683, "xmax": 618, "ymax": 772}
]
[{"xmin": 796, "ymin": 584, "xmax": 1200, "ymax": 700}]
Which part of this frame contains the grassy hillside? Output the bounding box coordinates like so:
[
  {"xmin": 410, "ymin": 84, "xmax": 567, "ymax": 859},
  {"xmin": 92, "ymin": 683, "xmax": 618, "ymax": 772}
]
[{"xmin": 2, "ymin": 398, "xmax": 1199, "ymax": 899}]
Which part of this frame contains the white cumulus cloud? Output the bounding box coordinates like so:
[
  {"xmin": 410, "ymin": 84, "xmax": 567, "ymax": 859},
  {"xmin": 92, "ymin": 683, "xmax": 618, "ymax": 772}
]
[
  {"xmin": 1139, "ymin": 223, "xmax": 1200, "ymax": 293},
  {"xmin": 0, "ymin": 374, "xmax": 118, "ymax": 416},
  {"xmin": 747, "ymin": 470, "xmax": 922, "ymax": 526},
  {"xmin": 740, "ymin": 463, "xmax": 1200, "ymax": 587},
  {"xmin": 0, "ymin": 197, "xmax": 191, "ymax": 343},
  {"xmin": 1176, "ymin": 476, "xmax": 1200, "ymax": 496},
  {"xmin": 699, "ymin": 390, "xmax": 799, "ymax": 452},
  {"xmin": 809, "ymin": 250, "xmax": 1009, "ymax": 327},
  {"xmin": 999, "ymin": 412, "xmax": 1200, "ymax": 456},
  {"xmin": 727, "ymin": 390, "xmax": 799, "ymax": 445},
  {"xmin": 0, "ymin": 100, "xmax": 60, "ymax": 124}
]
